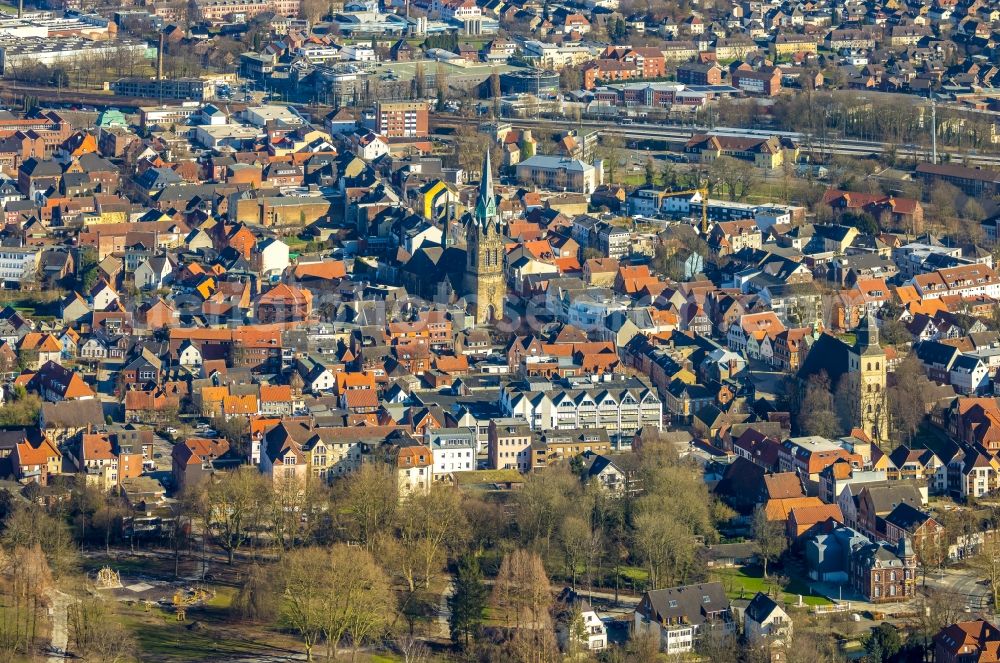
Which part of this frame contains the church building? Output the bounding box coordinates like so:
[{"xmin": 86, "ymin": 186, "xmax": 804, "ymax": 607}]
[
  {"xmin": 797, "ymin": 314, "xmax": 889, "ymax": 445},
  {"xmin": 463, "ymin": 150, "xmax": 505, "ymax": 325}
]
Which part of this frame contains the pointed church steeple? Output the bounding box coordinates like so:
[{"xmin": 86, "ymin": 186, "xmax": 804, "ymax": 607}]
[
  {"xmin": 464, "ymin": 149, "xmax": 505, "ymax": 325},
  {"xmin": 474, "ymin": 149, "xmax": 497, "ymax": 228},
  {"xmin": 856, "ymin": 312, "xmax": 880, "ymax": 354}
]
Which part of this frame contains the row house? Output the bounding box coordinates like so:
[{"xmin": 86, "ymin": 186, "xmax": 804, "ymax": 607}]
[
  {"xmin": 727, "ymin": 311, "xmax": 784, "ymax": 359},
  {"xmin": 910, "ymin": 264, "xmax": 1000, "ymax": 301},
  {"xmin": 499, "ymin": 376, "xmax": 662, "ymax": 442}
]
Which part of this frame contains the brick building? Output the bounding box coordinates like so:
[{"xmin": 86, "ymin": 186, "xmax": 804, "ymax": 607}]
[{"xmin": 375, "ymin": 101, "xmax": 429, "ymax": 138}]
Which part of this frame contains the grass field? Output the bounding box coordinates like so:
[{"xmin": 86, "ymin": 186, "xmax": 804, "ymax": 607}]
[
  {"xmin": 282, "ymin": 235, "xmax": 310, "ymax": 250},
  {"xmin": 116, "ymin": 589, "xmax": 308, "ymax": 662},
  {"xmin": 710, "ymin": 566, "xmax": 833, "ymax": 607}
]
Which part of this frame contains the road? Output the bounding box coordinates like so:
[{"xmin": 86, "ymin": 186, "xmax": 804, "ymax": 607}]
[
  {"xmin": 432, "ymin": 115, "xmax": 1000, "ymax": 166},
  {"xmin": 923, "ymin": 569, "xmax": 993, "ymax": 613}
]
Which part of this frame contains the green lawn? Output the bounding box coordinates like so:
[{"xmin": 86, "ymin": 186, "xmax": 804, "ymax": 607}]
[
  {"xmin": 619, "ymin": 566, "xmax": 649, "ymax": 583},
  {"xmin": 283, "ymin": 235, "xmax": 310, "ymax": 250},
  {"xmin": 610, "ymin": 172, "xmax": 648, "ymax": 187},
  {"xmin": 710, "ymin": 566, "xmax": 832, "ymax": 607}
]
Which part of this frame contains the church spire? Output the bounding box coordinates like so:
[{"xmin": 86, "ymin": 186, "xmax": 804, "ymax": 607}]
[
  {"xmin": 857, "ymin": 312, "xmax": 880, "ymax": 353},
  {"xmin": 474, "ymin": 149, "xmax": 497, "ymax": 227}
]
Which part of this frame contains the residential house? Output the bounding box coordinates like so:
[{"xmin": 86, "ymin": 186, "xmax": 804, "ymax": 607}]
[
  {"xmin": 428, "ymin": 428, "xmax": 476, "ymax": 479},
  {"xmin": 581, "ymin": 452, "xmax": 629, "ymax": 495},
  {"xmin": 12, "ymin": 433, "xmax": 61, "ymax": 485},
  {"xmin": 488, "ymin": 417, "xmax": 533, "ymax": 472},
  {"xmin": 633, "ymin": 583, "xmax": 734, "ymax": 655},
  {"xmin": 934, "ymin": 620, "xmax": 1000, "ymax": 663},
  {"xmin": 39, "ymin": 400, "xmax": 104, "ymax": 446},
  {"xmin": 171, "ymin": 437, "xmax": 237, "ymax": 490},
  {"xmin": 882, "ymin": 502, "xmax": 945, "ymax": 556},
  {"xmin": 744, "ymin": 592, "xmax": 792, "ymax": 645}
]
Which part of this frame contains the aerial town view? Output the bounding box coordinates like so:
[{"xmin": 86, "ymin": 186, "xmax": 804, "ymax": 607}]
[{"xmin": 0, "ymin": 0, "xmax": 997, "ymax": 660}]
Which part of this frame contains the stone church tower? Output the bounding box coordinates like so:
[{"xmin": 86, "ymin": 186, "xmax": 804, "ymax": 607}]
[
  {"xmin": 464, "ymin": 150, "xmax": 505, "ymax": 325},
  {"xmin": 854, "ymin": 314, "xmax": 889, "ymax": 445}
]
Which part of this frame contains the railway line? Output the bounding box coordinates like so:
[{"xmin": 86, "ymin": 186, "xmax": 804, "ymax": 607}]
[{"xmin": 431, "ymin": 115, "xmax": 1000, "ymax": 166}]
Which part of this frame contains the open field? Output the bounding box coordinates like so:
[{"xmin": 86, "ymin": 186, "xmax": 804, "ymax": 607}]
[{"xmin": 115, "ymin": 586, "xmax": 307, "ymax": 662}]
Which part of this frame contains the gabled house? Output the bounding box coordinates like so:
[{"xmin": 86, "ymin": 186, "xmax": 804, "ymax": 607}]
[
  {"xmin": 882, "ymin": 502, "xmax": 944, "ymax": 556},
  {"xmin": 295, "ymin": 356, "xmax": 334, "ymax": 393},
  {"xmin": 39, "ymin": 399, "xmax": 104, "ymax": 445},
  {"xmin": 934, "ymin": 620, "xmax": 1000, "ymax": 663},
  {"xmin": 171, "ymin": 437, "xmax": 237, "ymax": 490},
  {"xmin": 28, "ymin": 361, "xmax": 95, "ymax": 402},
  {"xmin": 12, "ymin": 434, "xmax": 61, "ymax": 485},
  {"xmin": 17, "ymin": 332, "xmax": 62, "ymax": 369},
  {"xmin": 744, "ymin": 592, "xmax": 792, "ymax": 645},
  {"xmin": 134, "ymin": 254, "xmax": 175, "ymax": 290},
  {"xmin": 89, "ymin": 279, "xmax": 119, "ymax": 311},
  {"xmin": 581, "ymin": 452, "xmax": 629, "ymax": 495},
  {"xmin": 634, "ymin": 582, "xmax": 734, "ymax": 655}
]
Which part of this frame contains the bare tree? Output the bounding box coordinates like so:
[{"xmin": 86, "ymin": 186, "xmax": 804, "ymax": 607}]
[
  {"xmin": 2, "ymin": 504, "xmax": 77, "ymax": 577},
  {"xmin": 5, "ymin": 544, "xmax": 52, "ymax": 656},
  {"xmin": 634, "ymin": 510, "xmax": 695, "ymax": 589},
  {"xmin": 202, "ymin": 466, "xmax": 272, "ymax": 564},
  {"xmin": 752, "ymin": 505, "xmax": 787, "ymax": 578},
  {"xmin": 492, "ymin": 549, "xmax": 551, "ymax": 630},
  {"xmin": 232, "ymin": 563, "xmax": 281, "ymax": 623},
  {"xmin": 300, "ymin": 0, "xmax": 327, "ymax": 23},
  {"xmin": 67, "ymin": 596, "xmax": 136, "ymax": 663},
  {"xmin": 337, "ymin": 462, "xmax": 398, "ymax": 551},
  {"xmin": 971, "ymin": 530, "xmax": 1000, "ymax": 609},
  {"xmin": 559, "ymin": 515, "xmax": 592, "ymax": 590},
  {"xmin": 514, "ymin": 465, "xmax": 579, "ymax": 555},
  {"xmin": 888, "ymin": 355, "xmax": 933, "ymax": 444},
  {"xmin": 325, "ymin": 544, "xmax": 394, "ymax": 661},
  {"xmin": 394, "ymin": 633, "xmax": 430, "ymax": 663},
  {"xmin": 394, "ymin": 484, "xmax": 468, "ymax": 591},
  {"xmin": 708, "ymin": 155, "xmax": 759, "ymax": 201},
  {"xmin": 281, "ymin": 547, "xmax": 327, "ymax": 661}
]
